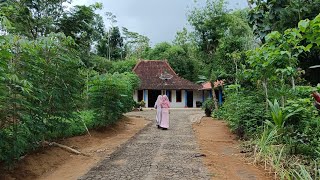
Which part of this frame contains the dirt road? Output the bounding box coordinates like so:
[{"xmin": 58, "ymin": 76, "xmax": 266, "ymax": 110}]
[
  {"xmin": 193, "ymin": 117, "xmax": 272, "ymax": 180},
  {"xmin": 80, "ymin": 109, "xmax": 210, "ymax": 180},
  {"xmin": 1, "ymin": 109, "xmax": 272, "ymax": 180}
]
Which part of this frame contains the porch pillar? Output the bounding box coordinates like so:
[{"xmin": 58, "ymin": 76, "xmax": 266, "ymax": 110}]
[
  {"xmin": 144, "ymin": 90, "xmax": 147, "ymax": 107},
  {"xmin": 202, "ymin": 91, "xmax": 205, "ymax": 102},
  {"xmin": 209, "ymin": 90, "xmax": 212, "ymax": 98}
]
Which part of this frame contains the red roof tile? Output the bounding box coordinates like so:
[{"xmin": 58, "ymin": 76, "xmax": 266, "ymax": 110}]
[
  {"xmin": 199, "ymin": 82, "xmax": 212, "ymax": 90},
  {"xmin": 133, "ymin": 60, "xmax": 201, "ymax": 90}
]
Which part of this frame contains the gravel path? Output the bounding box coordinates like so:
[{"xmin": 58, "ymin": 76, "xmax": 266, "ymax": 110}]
[{"xmin": 79, "ymin": 109, "xmax": 210, "ymax": 180}]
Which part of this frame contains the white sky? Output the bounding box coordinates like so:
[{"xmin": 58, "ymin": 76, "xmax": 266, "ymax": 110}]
[{"xmin": 69, "ymin": 0, "xmax": 248, "ymax": 45}]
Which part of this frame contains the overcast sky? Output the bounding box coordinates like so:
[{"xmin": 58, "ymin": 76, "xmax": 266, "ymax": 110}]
[{"xmin": 70, "ymin": 0, "xmax": 248, "ymax": 45}]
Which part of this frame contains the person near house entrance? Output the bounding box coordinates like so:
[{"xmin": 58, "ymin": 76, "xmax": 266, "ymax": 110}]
[
  {"xmin": 154, "ymin": 95, "xmax": 163, "ymax": 128},
  {"xmin": 160, "ymin": 95, "xmax": 170, "ymax": 130}
]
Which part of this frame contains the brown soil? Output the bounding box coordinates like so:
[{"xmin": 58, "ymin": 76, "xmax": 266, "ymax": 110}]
[
  {"xmin": 193, "ymin": 117, "xmax": 273, "ymax": 180},
  {"xmin": 0, "ymin": 115, "xmax": 149, "ymax": 180}
]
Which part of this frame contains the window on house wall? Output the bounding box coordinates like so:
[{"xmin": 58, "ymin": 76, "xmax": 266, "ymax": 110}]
[
  {"xmin": 138, "ymin": 90, "xmax": 143, "ymax": 102},
  {"xmin": 176, "ymin": 90, "xmax": 182, "ymax": 102}
]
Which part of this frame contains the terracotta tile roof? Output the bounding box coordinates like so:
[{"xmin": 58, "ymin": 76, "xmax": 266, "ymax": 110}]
[
  {"xmin": 199, "ymin": 82, "xmax": 212, "ymax": 90},
  {"xmin": 199, "ymin": 80, "xmax": 225, "ymax": 90},
  {"xmin": 133, "ymin": 60, "xmax": 201, "ymax": 90}
]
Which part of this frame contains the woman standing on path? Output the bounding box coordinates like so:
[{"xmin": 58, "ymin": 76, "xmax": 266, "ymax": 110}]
[
  {"xmin": 154, "ymin": 95, "xmax": 163, "ymax": 128},
  {"xmin": 160, "ymin": 95, "xmax": 170, "ymax": 130}
]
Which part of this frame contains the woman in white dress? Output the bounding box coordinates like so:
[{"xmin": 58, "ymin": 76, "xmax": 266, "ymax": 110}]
[{"xmin": 154, "ymin": 95, "xmax": 163, "ymax": 128}]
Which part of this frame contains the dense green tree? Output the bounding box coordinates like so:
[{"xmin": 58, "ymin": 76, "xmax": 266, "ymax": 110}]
[
  {"xmin": 212, "ymin": 9, "xmax": 255, "ymax": 81},
  {"xmin": 187, "ymin": 0, "xmax": 255, "ymax": 109},
  {"xmin": 248, "ymin": 0, "xmax": 320, "ymax": 84},
  {"xmin": 97, "ymin": 26, "xmax": 124, "ymax": 60},
  {"xmin": 188, "ymin": 0, "xmax": 230, "ymax": 55},
  {"xmin": 0, "ymin": 0, "xmax": 70, "ymax": 38},
  {"xmin": 172, "ymin": 27, "xmax": 195, "ymax": 51},
  {"xmin": 248, "ymin": 0, "xmax": 320, "ymax": 42},
  {"xmin": 0, "ymin": 1, "xmax": 106, "ymax": 67},
  {"xmin": 144, "ymin": 42, "xmax": 171, "ymax": 59},
  {"xmin": 0, "ymin": 33, "xmax": 84, "ymax": 165},
  {"xmin": 59, "ymin": 3, "xmax": 104, "ymax": 55},
  {"xmin": 187, "ymin": 2, "xmax": 254, "ymax": 76},
  {"xmin": 122, "ymin": 27, "xmax": 150, "ymax": 59},
  {"xmin": 141, "ymin": 42, "xmax": 200, "ymax": 82}
]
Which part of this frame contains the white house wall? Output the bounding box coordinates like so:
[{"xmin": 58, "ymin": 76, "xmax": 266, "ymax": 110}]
[
  {"xmin": 132, "ymin": 90, "xmax": 148, "ymax": 107},
  {"xmin": 170, "ymin": 90, "xmax": 186, "ymax": 108},
  {"xmin": 170, "ymin": 90, "xmax": 203, "ymax": 108},
  {"xmin": 133, "ymin": 89, "xmax": 210, "ymax": 108},
  {"xmin": 133, "ymin": 90, "xmax": 138, "ymax": 102},
  {"xmin": 193, "ymin": 90, "xmax": 203, "ymax": 108}
]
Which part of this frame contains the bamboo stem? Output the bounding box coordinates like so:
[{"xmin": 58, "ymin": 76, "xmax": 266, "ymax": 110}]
[
  {"xmin": 44, "ymin": 141, "xmax": 89, "ymax": 156},
  {"xmin": 262, "ymin": 79, "xmax": 269, "ymax": 110}
]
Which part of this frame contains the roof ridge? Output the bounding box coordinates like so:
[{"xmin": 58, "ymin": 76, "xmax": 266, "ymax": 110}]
[
  {"xmin": 132, "ymin": 59, "xmax": 142, "ymax": 72},
  {"xmin": 141, "ymin": 59, "xmax": 167, "ymax": 62}
]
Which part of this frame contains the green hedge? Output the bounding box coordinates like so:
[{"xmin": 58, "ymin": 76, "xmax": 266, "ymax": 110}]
[
  {"xmin": 217, "ymin": 86, "xmax": 266, "ymax": 139},
  {"xmin": 0, "ymin": 34, "xmax": 84, "ymax": 166},
  {"xmin": 88, "ymin": 72, "xmax": 139, "ymax": 127},
  {"xmin": 0, "ymin": 33, "xmax": 140, "ymax": 167}
]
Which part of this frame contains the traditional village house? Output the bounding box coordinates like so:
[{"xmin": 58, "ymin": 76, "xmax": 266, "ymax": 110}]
[{"xmin": 133, "ymin": 60, "xmax": 211, "ymax": 108}]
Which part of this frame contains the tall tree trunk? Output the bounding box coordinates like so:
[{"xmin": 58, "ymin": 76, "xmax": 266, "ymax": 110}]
[
  {"xmin": 210, "ymin": 81, "xmax": 219, "ymax": 110},
  {"xmin": 281, "ymin": 74, "xmax": 285, "ymax": 107},
  {"xmin": 291, "ymin": 76, "xmax": 296, "ymax": 90},
  {"xmin": 108, "ymin": 29, "xmax": 111, "ymax": 60},
  {"xmin": 86, "ymin": 71, "xmax": 89, "ymax": 102},
  {"xmin": 233, "ymin": 56, "xmax": 238, "ymax": 86},
  {"xmin": 262, "ymin": 79, "xmax": 269, "ymax": 110}
]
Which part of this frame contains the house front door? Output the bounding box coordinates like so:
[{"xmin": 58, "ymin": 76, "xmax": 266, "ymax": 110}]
[
  {"xmin": 148, "ymin": 90, "xmax": 161, "ymax": 108},
  {"xmin": 187, "ymin": 91, "xmax": 193, "ymax": 107}
]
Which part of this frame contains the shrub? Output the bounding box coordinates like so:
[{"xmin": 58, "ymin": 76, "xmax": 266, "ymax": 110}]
[
  {"xmin": 218, "ymin": 86, "xmax": 266, "ymax": 138},
  {"xmin": 202, "ymin": 99, "xmax": 214, "ymax": 117},
  {"xmin": 0, "ymin": 34, "xmax": 84, "ymax": 166},
  {"xmin": 140, "ymin": 100, "xmax": 146, "ymax": 107},
  {"xmin": 88, "ymin": 72, "xmax": 139, "ymax": 127}
]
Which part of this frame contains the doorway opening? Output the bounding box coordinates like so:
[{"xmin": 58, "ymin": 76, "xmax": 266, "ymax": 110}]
[
  {"xmin": 148, "ymin": 90, "xmax": 161, "ymax": 107},
  {"xmin": 187, "ymin": 91, "xmax": 193, "ymax": 107}
]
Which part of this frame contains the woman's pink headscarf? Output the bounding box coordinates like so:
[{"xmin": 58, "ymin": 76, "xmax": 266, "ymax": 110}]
[{"xmin": 161, "ymin": 95, "xmax": 170, "ymax": 108}]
